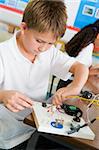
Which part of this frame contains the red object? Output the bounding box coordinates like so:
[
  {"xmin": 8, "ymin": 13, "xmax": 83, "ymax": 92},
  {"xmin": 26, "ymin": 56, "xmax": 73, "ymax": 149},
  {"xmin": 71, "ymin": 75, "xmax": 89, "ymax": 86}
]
[
  {"xmin": 67, "ymin": 25, "xmax": 80, "ymax": 32},
  {"xmin": 94, "ymin": 46, "xmax": 99, "ymax": 52},
  {"xmin": 0, "ymin": 4, "xmax": 23, "ymax": 14}
]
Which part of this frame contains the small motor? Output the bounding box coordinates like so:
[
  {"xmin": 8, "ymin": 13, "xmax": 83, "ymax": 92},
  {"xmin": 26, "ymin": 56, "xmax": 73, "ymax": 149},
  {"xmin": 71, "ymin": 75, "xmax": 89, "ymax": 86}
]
[{"xmin": 61, "ymin": 103, "xmax": 83, "ymax": 122}]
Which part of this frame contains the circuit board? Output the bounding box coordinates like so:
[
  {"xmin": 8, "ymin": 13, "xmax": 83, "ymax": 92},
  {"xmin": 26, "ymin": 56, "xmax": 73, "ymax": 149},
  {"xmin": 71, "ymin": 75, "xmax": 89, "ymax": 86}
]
[{"xmin": 32, "ymin": 101, "xmax": 95, "ymax": 140}]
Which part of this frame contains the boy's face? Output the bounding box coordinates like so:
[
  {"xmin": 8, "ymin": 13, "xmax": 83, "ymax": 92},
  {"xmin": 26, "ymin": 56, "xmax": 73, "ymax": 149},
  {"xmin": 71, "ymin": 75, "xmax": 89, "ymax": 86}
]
[{"xmin": 19, "ymin": 23, "xmax": 57, "ymax": 56}]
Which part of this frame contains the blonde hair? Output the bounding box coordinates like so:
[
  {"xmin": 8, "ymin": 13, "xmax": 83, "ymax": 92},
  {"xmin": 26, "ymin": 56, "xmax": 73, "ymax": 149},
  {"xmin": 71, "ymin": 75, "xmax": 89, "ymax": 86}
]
[{"xmin": 22, "ymin": 0, "xmax": 67, "ymax": 38}]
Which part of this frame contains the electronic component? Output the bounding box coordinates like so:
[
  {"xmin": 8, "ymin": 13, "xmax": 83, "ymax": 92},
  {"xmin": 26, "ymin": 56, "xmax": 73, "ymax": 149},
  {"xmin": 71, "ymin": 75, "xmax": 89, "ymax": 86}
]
[
  {"xmin": 42, "ymin": 102, "xmax": 47, "ymax": 107},
  {"xmin": 67, "ymin": 118, "xmax": 97, "ymax": 134},
  {"xmin": 81, "ymin": 91, "xmax": 93, "ymax": 99},
  {"xmin": 61, "ymin": 103, "xmax": 83, "ymax": 122},
  {"xmin": 51, "ymin": 119, "xmax": 64, "ymax": 129}
]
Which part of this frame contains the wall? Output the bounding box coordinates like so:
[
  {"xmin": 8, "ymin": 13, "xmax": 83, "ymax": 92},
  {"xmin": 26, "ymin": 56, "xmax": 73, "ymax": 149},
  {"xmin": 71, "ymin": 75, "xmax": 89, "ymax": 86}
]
[
  {"xmin": 0, "ymin": 0, "xmax": 98, "ymax": 43},
  {"xmin": 0, "ymin": 0, "xmax": 29, "ymax": 26},
  {"xmin": 65, "ymin": 0, "xmax": 81, "ymax": 26},
  {"xmin": 0, "ymin": 0, "xmax": 80, "ymax": 27},
  {"xmin": 63, "ymin": 0, "xmax": 99, "ymax": 42}
]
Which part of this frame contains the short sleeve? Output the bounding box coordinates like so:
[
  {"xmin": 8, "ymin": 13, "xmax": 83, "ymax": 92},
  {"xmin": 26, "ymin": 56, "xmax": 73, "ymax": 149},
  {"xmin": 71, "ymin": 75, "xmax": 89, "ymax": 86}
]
[
  {"xmin": 50, "ymin": 48, "xmax": 76, "ymax": 80},
  {"xmin": 76, "ymin": 43, "xmax": 93, "ymax": 67}
]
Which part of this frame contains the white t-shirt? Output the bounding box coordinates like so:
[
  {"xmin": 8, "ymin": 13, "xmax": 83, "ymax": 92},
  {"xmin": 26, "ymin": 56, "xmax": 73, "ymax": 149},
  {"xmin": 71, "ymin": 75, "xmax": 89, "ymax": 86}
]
[
  {"xmin": 64, "ymin": 43, "xmax": 94, "ymax": 80},
  {"xmin": 0, "ymin": 31, "xmax": 75, "ymax": 101},
  {"xmin": 76, "ymin": 43, "xmax": 93, "ymax": 66}
]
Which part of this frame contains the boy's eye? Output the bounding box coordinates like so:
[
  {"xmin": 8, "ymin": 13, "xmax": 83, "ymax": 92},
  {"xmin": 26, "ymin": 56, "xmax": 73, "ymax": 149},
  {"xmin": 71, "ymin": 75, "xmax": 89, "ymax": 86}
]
[
  {"xmin": 36, "ymin": 39, "xmax": 53, "ymax": 45},
  {"xmin": 49, "ymin": 43, "xmax": 53, "ymax": 45},
  {"xmin": 36, "ymin": 40, "xmax": 43, "ymax": 43}
]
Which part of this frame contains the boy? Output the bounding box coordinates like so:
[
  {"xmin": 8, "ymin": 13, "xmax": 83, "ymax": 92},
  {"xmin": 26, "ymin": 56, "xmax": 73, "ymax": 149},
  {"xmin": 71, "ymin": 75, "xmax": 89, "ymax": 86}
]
[{"xmin": 0, "ymin": 0, "xmax": 89, "ymax": 149}]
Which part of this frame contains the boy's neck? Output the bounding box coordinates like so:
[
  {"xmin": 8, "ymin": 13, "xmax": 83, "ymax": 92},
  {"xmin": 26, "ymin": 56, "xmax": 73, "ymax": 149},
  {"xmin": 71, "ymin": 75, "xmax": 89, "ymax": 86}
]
[{"xmin": 16, "ymin": 33, "xmax": 36, "ymax": 63}]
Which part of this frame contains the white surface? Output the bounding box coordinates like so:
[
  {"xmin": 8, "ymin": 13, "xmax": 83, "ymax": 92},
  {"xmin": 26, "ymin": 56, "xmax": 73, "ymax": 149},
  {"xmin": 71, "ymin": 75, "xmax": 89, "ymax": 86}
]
[
  {"xmin": 64, "ymin": 0, "xmax": 81, "ymax": 26},
  {"xmin": 61, "ymin": 28, "xmax": 77, "ymax": 43},
  {"xmin": 0, "ymin": 8, "xmax": 22, "ymax": 26},
  {"xmin": 0, "ymin": 0, "xmax": 81, "ymax": 27},
  {"xmin": 32, "ymin": 101, "xmax": 95, "ymax": 140}
]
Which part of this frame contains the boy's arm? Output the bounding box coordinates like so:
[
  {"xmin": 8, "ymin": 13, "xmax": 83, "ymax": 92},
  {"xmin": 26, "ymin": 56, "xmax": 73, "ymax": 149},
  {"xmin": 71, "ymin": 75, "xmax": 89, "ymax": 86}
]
[
  {"xmin": 52, "ymin": 62, "xmax": 89, "ymax": 106},
  {"xmin": 69, "ymin": 61, "xmax": 89, "ymax": 91}
]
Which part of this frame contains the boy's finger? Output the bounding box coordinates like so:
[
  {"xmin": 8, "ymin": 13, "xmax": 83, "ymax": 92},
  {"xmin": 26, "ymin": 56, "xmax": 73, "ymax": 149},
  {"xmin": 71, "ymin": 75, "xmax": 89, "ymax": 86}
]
[
  {"xmin": 17, "ymin": 99, "xmax": 33, "ymax": 108},
  {"xmin": 18, "ymin": 93, "xmax": 33, "ymax": 105}
]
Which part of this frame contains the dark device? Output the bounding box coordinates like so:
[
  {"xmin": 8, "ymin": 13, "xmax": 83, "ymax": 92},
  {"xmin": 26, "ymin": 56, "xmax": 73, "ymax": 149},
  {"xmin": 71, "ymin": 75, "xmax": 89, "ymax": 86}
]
[
  {"xmin": 61, "ymin": 103, "xmax": 83, "ymax": 122},
  {"xmin": 67, "ymin": 118, "xmax": 96, "ymax": 134},
  {"xmin": 81, "ymin": 91, "xmax": 93, "ymax": 99},
  {"xmin": 42, "ymin": 102, "xmax": 47, "ymax": 107}
]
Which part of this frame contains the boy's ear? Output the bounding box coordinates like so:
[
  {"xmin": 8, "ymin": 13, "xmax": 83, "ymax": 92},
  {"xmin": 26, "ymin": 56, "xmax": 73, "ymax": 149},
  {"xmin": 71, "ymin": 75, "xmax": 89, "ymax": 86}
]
[{"xmin": 20, "ymin": 22, "xmax": 28, "ymax": 34}]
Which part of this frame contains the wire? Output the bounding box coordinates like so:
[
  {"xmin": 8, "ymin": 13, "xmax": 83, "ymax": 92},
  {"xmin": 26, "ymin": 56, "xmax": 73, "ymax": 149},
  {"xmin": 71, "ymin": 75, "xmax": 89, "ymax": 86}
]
[
  {"xmin": 86, "ymin": 101, "xmax": 94, "ymax": 123},
  {"xmin": 65, "ymin": 95, "xmax": 99, "ymax": 106},
  {"xmin": 80, "ymin": 99, "xmax": 99, "ymax": 124},
  {"xmin": 96, "ymin": 117, "xmax": 99, "ymax": 120},
  {"xmin": 64, "ymin": 95, "xmax": 99, "ymax": 124}
]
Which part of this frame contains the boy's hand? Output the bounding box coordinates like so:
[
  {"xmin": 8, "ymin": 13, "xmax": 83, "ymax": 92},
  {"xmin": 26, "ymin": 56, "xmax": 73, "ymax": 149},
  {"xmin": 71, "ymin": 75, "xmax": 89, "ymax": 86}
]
[
  {"xmin": 52, "ymin": 88, "xmax": 65, "ymax": 106},
  {"xmin": 0, "ymin": 90, "xmax": 33, "ymax": 112},
  {"xmin": 52, "ymin": 85, "xmax": 80, "ymax": 106}
]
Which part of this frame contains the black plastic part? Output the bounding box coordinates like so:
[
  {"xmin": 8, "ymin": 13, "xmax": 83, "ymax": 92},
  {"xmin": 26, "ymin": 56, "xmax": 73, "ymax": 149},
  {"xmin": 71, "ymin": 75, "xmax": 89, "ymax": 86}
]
[
  {"xmin": 73, "ymin": 117, "xmax": 80, "ymax": 122},
  {"xmin": 42, "ymin": 102, "xmax": 47, "ymax": 107},
  {"xmin": 81, "ymin": 91, "xmax": 93, "ymax": 99},
  {"xmin": 61, "ymin": 103, "xmax": 83, "ymax": 118}
]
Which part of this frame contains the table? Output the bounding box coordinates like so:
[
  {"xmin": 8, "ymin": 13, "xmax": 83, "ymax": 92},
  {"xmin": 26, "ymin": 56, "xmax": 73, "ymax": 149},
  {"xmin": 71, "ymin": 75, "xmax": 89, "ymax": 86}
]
[{"xmin": 24, "ymin": 101, "xmax": 99, "ymax": 150}]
